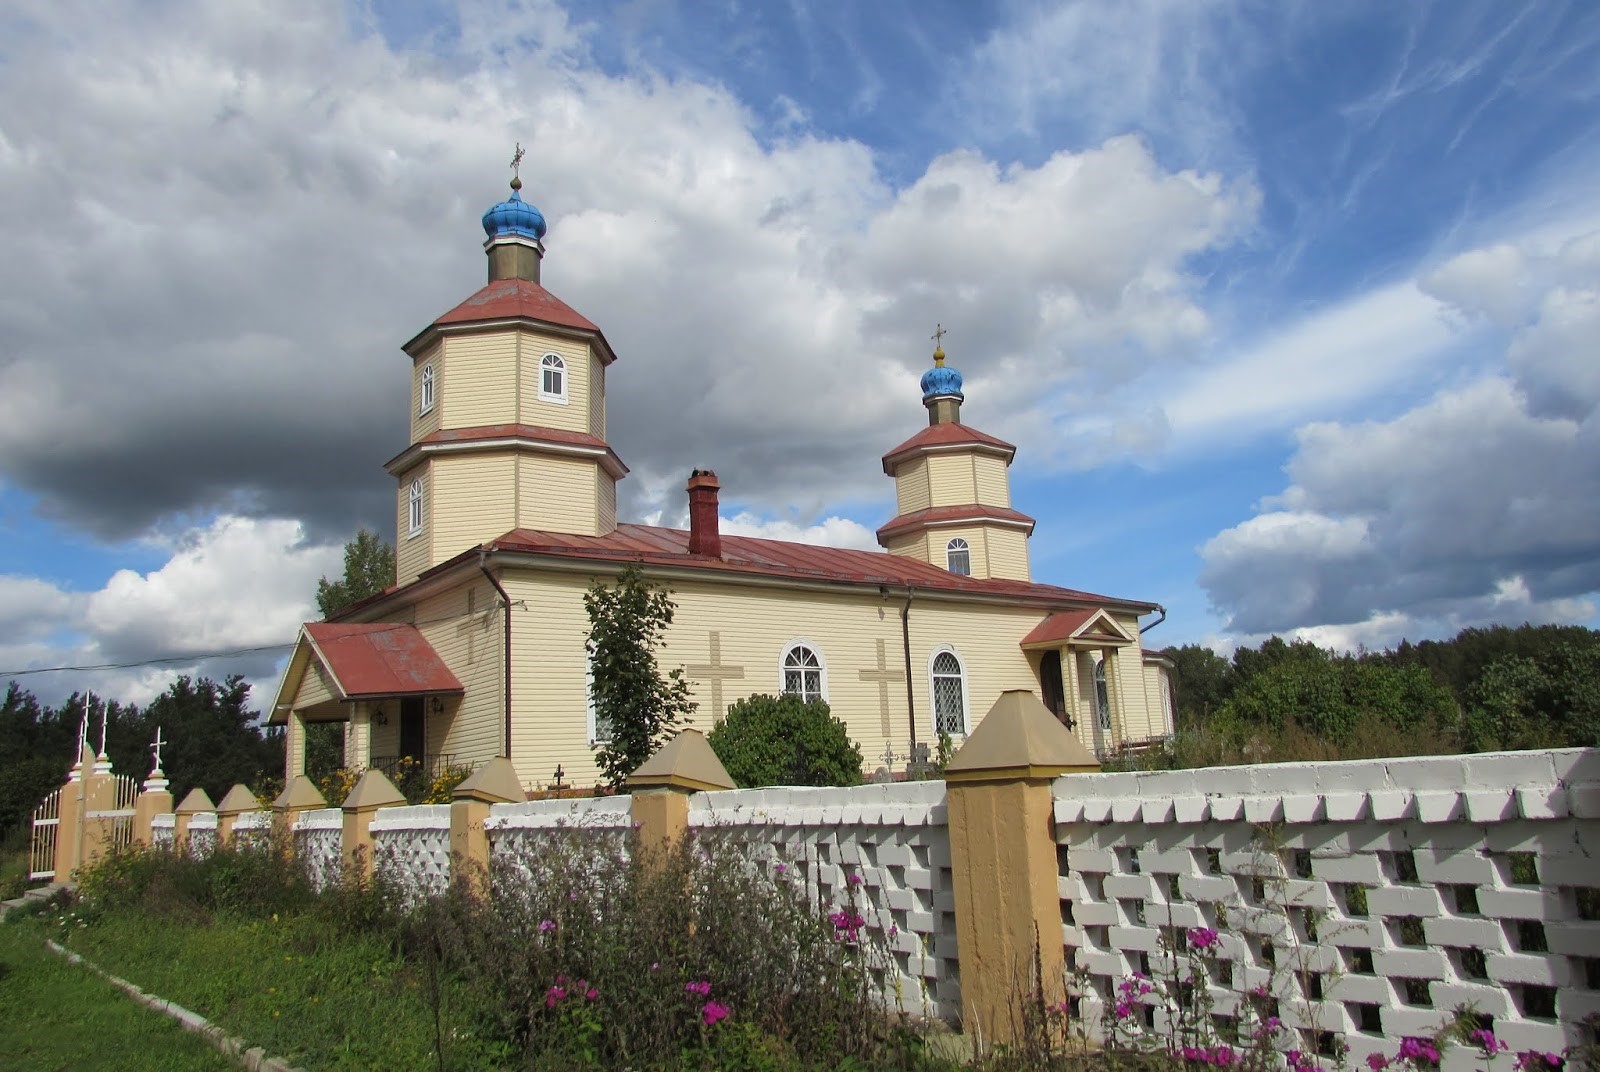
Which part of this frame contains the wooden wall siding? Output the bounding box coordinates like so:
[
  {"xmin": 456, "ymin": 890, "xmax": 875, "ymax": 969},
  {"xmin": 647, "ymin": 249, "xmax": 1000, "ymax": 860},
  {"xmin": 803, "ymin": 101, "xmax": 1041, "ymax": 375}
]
[
  {"xmin": 411, "ymin": 341, "xmax": 442, "ymax": 442},
  {"xmin": 927, "ymin": 454, "xmax": 977, "ymax": 506},
  {"xmin": 433, "ymin": 453, "xmax": 516, "ymax": 560},
  {"xmin": 516, "ymin": 332, "xmax": 591, "ymax": 434},
  {"xmin": 895, "ymin": 458, "xmax": 932, "ymax": 515},
  {"xmin": 885, "ymin": 531, "xmax": 929, "ymax": 562},
  {"xmin": 972, "ymin": 455, "xmax": 1010, "ymax": 507},
  {"xmin": 518, "ymin": 455, "xmax": 601, "ymax": 535},
  {"xmin": 483, "ymin": 570, "xmax": 1065, "ymax": 787},
  {"xmin": 442, "ymin": 332, "xmax": 518, "ymax": 427},
  {"xmin": 294, "ymin": 662, "xmax": 335, "ymax": 711},
  {"xmin": 597, "ymin": 471, "xmax": 617, "ymax": 534},
  {"xmin": 368, "ymin": 705, "xmax": 399, "ymax": 760},
  {"xmin": 588, "ymin": 354, "xmax": 606, "ymax": 439},
  {"xmin": 414, "ymin": 582, "xmax": 506, "ymax": 767},
  {"xmin": 1114, "ymin": 638, "xmax": 1159, "ymax": 742},
  {"xmin": 396, "ymin": 463, "xmax": 431, "ymax": 585},
  {"xmin": 924, "ymin": 526, "xmax": 988, "ymax": 578},
  {"xmin": 985, "ymin": 528, "xmax": 1031, "ymax": 581},
  {"xmin": 1139, "ymin": 662, "xmax": 1174, "ymax": 740}
]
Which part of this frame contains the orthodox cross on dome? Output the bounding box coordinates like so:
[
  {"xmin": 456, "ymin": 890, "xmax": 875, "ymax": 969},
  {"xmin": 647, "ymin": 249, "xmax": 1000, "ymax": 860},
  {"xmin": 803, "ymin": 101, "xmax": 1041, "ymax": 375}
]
[
  {"xmin": 687, "ymin": 632, "xmax": 745, "ymax": 722},
  {"xmin": 858, "ymin": 639, "xmax": 901, "ymax": 737},
  {"xmin": 509, "ymin": 142, "xmax": 526, "ymax": 190},
  {"xmin": 930, "ymin": 323, "xmax": 948, "ymax": 363}
]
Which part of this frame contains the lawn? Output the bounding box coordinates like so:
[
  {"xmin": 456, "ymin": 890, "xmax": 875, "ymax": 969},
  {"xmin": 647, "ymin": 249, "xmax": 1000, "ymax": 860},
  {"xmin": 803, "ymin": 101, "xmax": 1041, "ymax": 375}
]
[{"xmin": 0, "ymin": 912, "xmax": 239, "ymax": 1072}]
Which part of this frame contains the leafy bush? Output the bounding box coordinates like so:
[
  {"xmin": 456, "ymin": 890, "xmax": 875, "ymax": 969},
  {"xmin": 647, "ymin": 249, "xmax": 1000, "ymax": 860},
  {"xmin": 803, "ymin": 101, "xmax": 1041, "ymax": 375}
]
[{"xmin": 708, "ymin": 694, "xmax": 864, "ymax": 788}]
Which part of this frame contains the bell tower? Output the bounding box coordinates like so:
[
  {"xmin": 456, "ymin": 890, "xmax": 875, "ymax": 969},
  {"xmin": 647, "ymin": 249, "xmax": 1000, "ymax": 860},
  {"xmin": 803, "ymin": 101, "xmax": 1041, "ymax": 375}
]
[
  {"xmin": 877, "ymin": 327, "xmax": 1034, "ymax": 581},
  {"xmin": 387, "ymin": 150, "xmax": 627, "ymax": 586}
]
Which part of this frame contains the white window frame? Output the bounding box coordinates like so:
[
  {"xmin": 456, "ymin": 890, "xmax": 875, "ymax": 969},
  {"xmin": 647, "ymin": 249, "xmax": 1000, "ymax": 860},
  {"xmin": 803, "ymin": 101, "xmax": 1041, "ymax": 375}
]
[
  {"xmin": 777, "ymin": 639, "xmax": 828, "ymax": 703},
  {"xmin": 585, "ymin": 644, "xmax": 612, "ymax": 745},
  {"xmin": 539, "ymin": 352, "xmax": 568, "ymax": 404},
  {"xmin": 406, "ymin": 478, "xmax": 423, "ymax": 538},
  {"xmin": 927, "ymin": 645, "xmax": 970, "ymax": 737},
  {"xmin": 418, "ymin": 363, "xmax": 435, "ymax": 416},
  {"xmin": 1094, "ymin": 655, "xmax": 1112, "ymax": 732},
  {"xmin": 945, "ymin": 537, "xmax": 971, "ymax": 576}
]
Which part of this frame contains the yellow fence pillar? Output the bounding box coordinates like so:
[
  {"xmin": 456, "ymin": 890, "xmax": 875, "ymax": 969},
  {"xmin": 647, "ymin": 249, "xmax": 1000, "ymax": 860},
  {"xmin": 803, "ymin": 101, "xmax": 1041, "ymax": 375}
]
[
  {"xmin": 944, "ymin": 690, "xmax": 1100, "ymax": 1047},
  {"xmin": 53, "ymin": 744, "xmax": 94, "ymax": 879},
  {"xmin": 449, "ymin": 757, "xmax": 524, "ymax": 895},
  {"xmin": 626, "ymin": 729, "xmax": 736, "ymax": 862},
  {"xmin": 133, "ymin": 768, "xmax": 174, "ymax": 848},
  {"xmin": 341, "ymin": 769, "xmax": 405, "ymax": 884},
  {"xmin": 174, "ymin": 788, "xmax": 216, "ymax": 852},
  {"xmin": 273, "ymin": 775, "xmax": 327, "ymax": 827},
  {"xmin": 215, "ymin": 784, "xmax": 258, "ymax": 844}
]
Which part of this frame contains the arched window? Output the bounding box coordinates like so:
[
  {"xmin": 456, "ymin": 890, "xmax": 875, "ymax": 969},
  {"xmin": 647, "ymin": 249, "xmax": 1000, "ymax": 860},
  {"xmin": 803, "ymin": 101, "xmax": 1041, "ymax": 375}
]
[
  {"xmin": 540, "ymin": 353, "xmax": 567, "ymax": 402},
  {"xmin": 419, "ymin": 363, "xmax": 435, "ymax": 415},
  {"xmin": 930, "ymin": 648, "xmax": 967, "ymax": 736},
  {"xmin": 407, "ymin": 478, "xmax": 423, "ymax": 537},
  {"xmin": 945, "ymin": 537, "xmax": 971, "ymax": 576},
  {"xmin": 780, "ymin": 642, "xmax": 825, "ymax": 702},
  {"xmin": 585, "ymin": 644, "xmax": 612, "ymax": 744},
  {"xmin": 1094, "ymin": 657, "xmax": 1112, "ymax": 731}
]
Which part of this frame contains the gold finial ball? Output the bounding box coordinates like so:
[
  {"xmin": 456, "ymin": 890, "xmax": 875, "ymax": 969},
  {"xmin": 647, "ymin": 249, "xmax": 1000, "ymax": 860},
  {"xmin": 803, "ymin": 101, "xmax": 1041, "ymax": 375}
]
[
  {"xmin": 932, "ymin": 346, "xmax": 946, "ymax": 366},
  {"xmin": 510, "ymin": 175, "xmax": 523, "ymax": 191}
]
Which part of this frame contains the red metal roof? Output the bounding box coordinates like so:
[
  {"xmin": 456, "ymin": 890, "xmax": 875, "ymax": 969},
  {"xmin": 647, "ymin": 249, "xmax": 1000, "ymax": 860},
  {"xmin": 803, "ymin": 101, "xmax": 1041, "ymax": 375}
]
[
  {"xmin": 304, "ymin": 623, "xmax": 464, "ymax": 699},
  {"xmin": 485, "ymin": 522, "xmax": 1154, "ymax": 611},
  {"xmin": 876, "ymin": 504, "xmax": 1036, "ymax": 543},
  {"xmin": 433, "ymin": 278, "xmax": 599, "ymax": 332},
  {"xmin": 881, "ymin": 422, "xmax": 1016, "ymax": 474},
  {"xmin": 384, "ymin": 424, "xmax": 629, "ymax": 476},
  {"xmin": 1019, "ymin": 608, "xmax": 1137, "ymax": 649}
]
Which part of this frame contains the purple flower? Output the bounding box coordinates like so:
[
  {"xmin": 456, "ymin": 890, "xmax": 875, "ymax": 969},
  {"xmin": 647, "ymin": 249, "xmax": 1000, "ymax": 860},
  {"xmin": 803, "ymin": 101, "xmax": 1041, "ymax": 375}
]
[
  {"xmin": 545, "ymin": 985, "xmax": 566, "ymax": 1008},
  {"xmin": 701, "ymin": 1000, "xmax": 730, "ymax": 1026},
  {"xmin": 846, "ymin": 872, "xmax": 864, "ymax": 886},
  {"xmin": 685, "ymin": 980, "xmax": 712, "ymax": 997},
  {"xmin": 1515, "ymin": 1053, "xmax": 1565, "ymax": 1072},
  {"xmin": 1186, "ymin": 926, "xmax": 1222, "ymax": 952},
  {"xmin": 1367, "ymin": 1055, "xmax": 1391, "ymax": 1071},
  {"xmin": 585, "ymin": 987, "xmax": 599, "ymax": 1000},
  {"xmin": 538, "ymin": 918, "xmax": 556, "ymax": 934},
  {"xmin": 774, "ymin": 862, "xmax": 787, "ymax": 874},
  {"xmin": 1398, "ymin": 1038, "xmax": 1440, "ymax": 1066},
  {"xmin": 1114, "ymin": 1000, "xmax": 1134, "ymax": 1019},
  {"xmin": 1471, "ymin": 1030, "xmax": 1508, "ymax": 1056}
]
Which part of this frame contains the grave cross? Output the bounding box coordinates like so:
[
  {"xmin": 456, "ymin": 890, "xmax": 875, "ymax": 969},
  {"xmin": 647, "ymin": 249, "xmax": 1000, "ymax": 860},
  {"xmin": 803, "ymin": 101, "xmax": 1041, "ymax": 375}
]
[{"xmin": 150, "ymin": 726, "xmax": 166, "ymax": 773}]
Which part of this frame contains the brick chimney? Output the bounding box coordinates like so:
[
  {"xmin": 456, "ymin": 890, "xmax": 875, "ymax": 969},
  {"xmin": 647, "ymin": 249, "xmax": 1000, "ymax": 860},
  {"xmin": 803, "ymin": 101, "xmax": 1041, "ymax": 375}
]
[{"xmin": 687, "ymin": 470, "xmax": 721, "ymax": 557}]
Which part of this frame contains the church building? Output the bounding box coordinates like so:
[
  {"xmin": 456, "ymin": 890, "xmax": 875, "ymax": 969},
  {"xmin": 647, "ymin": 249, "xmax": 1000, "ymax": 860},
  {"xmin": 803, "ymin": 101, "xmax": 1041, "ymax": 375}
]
[{"xmin": 270, "ymin": 171, "xmax": 1175, "ymax": 790}]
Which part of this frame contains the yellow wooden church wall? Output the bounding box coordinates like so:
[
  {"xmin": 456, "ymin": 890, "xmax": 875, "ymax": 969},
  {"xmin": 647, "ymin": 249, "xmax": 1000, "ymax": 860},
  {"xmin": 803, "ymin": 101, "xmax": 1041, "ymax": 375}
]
[
  {"xmin": 410, "ymin": 340, "xmax": 442, "ymax": 442},
  {"xmin": 985, "ymin": 528, "xmax": 1031, "ymax": 581},
  {"xmin": 885, "ymin": 531, "xmax": 928, "ymax": 561},
  {"xmin": 412, "ymin": 581, "xmax": 507, "ymax": 766},
  {"xmin": 927, "ymin": 454, "xmax": 976, "ymax": 505},
  {"xmin": 972, "ymin": 455, "xmax": 1010, "ymax": 506},
  {"xmin": 441, "ymin": 332, "xmax": 517, "ymax": 427},
  {"xmin": 588, "ymin": 354, "xmax": 606, "ymax": 439},
  {"xmin": 895, "ymin": 458, "xmax": 931, "ymax": 515},
  {"xmin": 395, "ymin": 464, "xmax": 431, "ymax": 586},
  {"xmin": 517, "ymin": 455, "xmax": 601, "ymax": 535},
  {"xmin": 291, "ymin": 662, "xmax": 335, "ymax": 712},
  {"xmin": 433, "ymin": 453, "xmax": 517, "ymax": 554},
  {"xmin": 516, "ymin": 331, "xmax": 592, "ymax": 434},
  {"xmin": 597, "ymin": 471, "xmax": 617, "ymax": 534}
]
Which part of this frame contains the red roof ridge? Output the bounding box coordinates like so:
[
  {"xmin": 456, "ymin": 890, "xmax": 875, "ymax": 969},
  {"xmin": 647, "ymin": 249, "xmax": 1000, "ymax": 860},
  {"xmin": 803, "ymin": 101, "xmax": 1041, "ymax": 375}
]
[
  {"xmin": 434, "ymin": 278, "xmax": 598, "ymax": 332},
  {"xmin": 876, "ymin": 504, "xmax": 1036, "ymax": 542},
  {"xmin": 882, "ymin": 422, "xmax": 1016, "ymax": 474}
]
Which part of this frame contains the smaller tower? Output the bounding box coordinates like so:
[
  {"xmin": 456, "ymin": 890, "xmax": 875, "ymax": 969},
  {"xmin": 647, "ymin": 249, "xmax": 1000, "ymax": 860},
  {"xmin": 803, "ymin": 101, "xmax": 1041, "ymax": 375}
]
[
  {"xmin": 482, "ymin": 143, "xmax": 547, "ymax": 284},
  {"xmin": 878, "ymin": 329, "xmax": 1035, "ymax": 580}
]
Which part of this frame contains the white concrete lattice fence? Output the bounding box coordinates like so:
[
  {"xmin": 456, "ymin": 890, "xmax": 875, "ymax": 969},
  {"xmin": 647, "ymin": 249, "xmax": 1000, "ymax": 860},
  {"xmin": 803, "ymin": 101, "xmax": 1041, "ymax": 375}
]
[{"xmin": 114, "ymin": 746, "xmax": 1600, "ymax": 1060}]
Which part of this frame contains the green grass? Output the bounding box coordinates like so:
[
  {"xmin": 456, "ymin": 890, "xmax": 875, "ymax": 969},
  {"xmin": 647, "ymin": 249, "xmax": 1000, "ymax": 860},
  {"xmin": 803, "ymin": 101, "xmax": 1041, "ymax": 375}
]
[
  {"xmin": 47, "ymin": 907, "xmax": 499, "ymax": 1071},
  {"xmin": 0, "ymin": 916, "xmax": 238, "ymax": 1072}
]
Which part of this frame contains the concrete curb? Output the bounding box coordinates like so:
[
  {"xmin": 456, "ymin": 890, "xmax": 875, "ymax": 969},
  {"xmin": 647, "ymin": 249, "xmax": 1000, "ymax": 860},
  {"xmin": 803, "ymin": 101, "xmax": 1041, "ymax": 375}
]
[
  {"xmin": 0, "ymin": 881, "xmax": 71, "ymax": 921},
  {"xmin": 44, "ymin": 939, "xmax": 307, "ymax": 1072}
]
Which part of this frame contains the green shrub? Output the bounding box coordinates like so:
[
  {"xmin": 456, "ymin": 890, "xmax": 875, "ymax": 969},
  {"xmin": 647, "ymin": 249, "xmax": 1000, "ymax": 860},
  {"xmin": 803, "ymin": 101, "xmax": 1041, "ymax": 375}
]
[{"xmin": 708, "ymin": 694, "xmax": 864, "ymax": 788}]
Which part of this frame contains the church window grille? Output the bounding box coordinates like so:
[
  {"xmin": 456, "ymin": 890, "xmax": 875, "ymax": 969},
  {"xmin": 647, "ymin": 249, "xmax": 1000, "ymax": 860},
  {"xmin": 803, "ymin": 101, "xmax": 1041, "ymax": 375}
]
[
  {"xmin": 407, "ymin": 478, "xmax": 423, "ymax": 538},
  {"xmin": 780, "ymin": 642, "xmax": 825, "ymax": 702},
  {"xmin": 930, "ymin": 649, "xmax": 967, "ymax": 735},
  {"xmin": 419, "ymin": 363, "xmax": 435, "ymax": 415},
  {"xmin": 1094, "ymin": 657, "xmax": 1112, "ymax": 732},
  {"xmin": 946, "ymin": 537, "xmax": 971, "ymax": 576},
  {"xmin": 540, "ymin": 353, "xmax": 567, "ymax": 403}
]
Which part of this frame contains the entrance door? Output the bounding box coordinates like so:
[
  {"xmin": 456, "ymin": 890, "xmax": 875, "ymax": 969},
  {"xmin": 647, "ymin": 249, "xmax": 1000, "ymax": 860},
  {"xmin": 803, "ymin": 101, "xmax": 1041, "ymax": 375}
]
[
  {"xmin": 1039, "ymin": 651, "xmax": 1072, "ymax": 729},
  {"xmin": 399, "ymin": 697, "xmax": 425, "ymax": 766}
]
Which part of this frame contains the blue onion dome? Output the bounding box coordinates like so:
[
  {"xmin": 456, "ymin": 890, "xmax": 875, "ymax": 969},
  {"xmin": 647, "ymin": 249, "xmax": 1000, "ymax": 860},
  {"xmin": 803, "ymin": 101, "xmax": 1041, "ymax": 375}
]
[
  {"xmin": 920, "ymin": 345, "xmax": 964, "ymax": 401},
  {"xmin": 481, "ymin": 176, "xmax": 547, "ymax": 240}
]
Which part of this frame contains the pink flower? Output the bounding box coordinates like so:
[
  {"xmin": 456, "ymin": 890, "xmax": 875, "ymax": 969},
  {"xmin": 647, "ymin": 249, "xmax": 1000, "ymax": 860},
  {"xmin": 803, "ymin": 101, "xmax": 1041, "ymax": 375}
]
[
  {"xmin": 585, "ymin": 987, "xmax": 599, "ymax": 1000},
  {"xmin": 685, "ymin": 980, "xmax": 713, "ymax": 997},
  {"xmin": 1398, "ymin": 1038, "xmax": 1440, "ymax": 1066},
  {"xmin": 538, "ymin": 919, "xmax": 556, "ymax": 934},
  {"xmin": 1368, "ymin": 1055, "xmax": 1391, "ymax": 1071},
  {"xmin": 1515, "ymin": 1053, "xmax": 1565, "ymax": 1072},
  {"xmin": 545, "ymin": 985, "xmax": 566, "ymax": 1008},
  {"xmin": 1187, "ymin": 926, "xmax": 1222, "ymax": 952},
  {"xmin": 701, "ymin": 1000, "xmax": 730, "ymax": 1026},
  {"xmin": 846, "ymin": 872, "xmax": 864, "ymax": 885},
  {"xmin": 1114, "ymin": 1001, "xmax": 1134, "ymax": 1019},
  {"xmin": 774, "ymin": 862, "xmax": 787, "ymax": 874},
  {"xmin": 1471, "ymin": 1030, "xmax": 1508, "ymax": 1056}
]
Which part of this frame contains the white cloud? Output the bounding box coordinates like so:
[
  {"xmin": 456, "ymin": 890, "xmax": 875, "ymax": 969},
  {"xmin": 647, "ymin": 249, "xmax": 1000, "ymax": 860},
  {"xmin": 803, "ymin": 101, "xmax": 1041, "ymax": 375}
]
[
  {"xmin": 720, "ymin": 512, "xmax": 879, "ymax": 551},
  {"xmin": 1199, "ymin": 227, "xmax": 1600, "ymax": 639}
]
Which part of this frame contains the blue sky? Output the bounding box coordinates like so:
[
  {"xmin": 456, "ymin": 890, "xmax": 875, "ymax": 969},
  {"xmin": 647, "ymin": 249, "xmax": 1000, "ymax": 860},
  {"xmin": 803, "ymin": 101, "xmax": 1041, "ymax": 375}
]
[{"xmin": 1, "ymin": 0, "xmax": 1597, "ymax": 707}]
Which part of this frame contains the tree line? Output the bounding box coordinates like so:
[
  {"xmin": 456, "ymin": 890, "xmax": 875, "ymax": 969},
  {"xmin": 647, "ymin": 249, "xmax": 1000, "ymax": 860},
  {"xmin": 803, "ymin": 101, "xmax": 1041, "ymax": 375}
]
[{"xmin": 1157, "ymin": 623, "xmax": 1600, "ymax": 768}]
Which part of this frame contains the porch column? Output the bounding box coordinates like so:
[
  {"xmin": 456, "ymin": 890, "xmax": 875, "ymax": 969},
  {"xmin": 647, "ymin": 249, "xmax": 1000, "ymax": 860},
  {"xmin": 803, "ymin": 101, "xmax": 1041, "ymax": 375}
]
[
  {"xmin": 1101, "ymin": 647, "xmax": 1126, "ymax": 749},
  {"xmin": 346, "ymin": 705, "xmax": 372, "ymax": 771},
  {"xmin": 944, "ymin": 690, "xmax": 1100, "ymax": 1048},
  {"xmin": 284, "ymin": 709, "xmax": 307, "ymax": 781}
]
